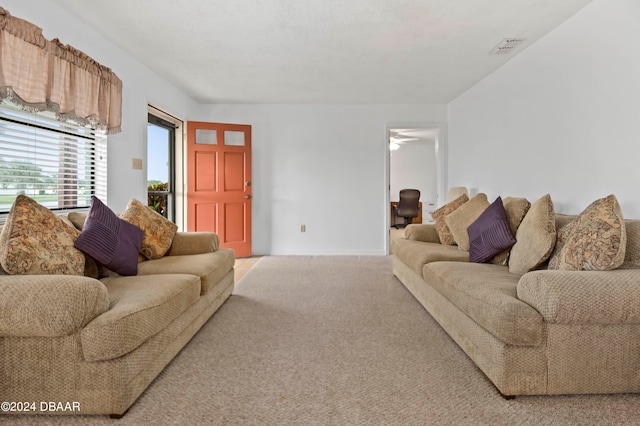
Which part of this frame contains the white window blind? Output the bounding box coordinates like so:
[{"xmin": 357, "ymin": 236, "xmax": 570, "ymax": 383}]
[{"xmin": 0, "ymin": 100, "xmax": 107, "ymax": 214}]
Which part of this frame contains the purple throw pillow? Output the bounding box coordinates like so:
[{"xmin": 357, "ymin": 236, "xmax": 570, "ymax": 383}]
[
  {"xmin": 468, "ymin": 196, "xmax": 517, "ymax": 263},
  {"xmin": 74, "ymin": 196, "xmax": 144, "ymax": 276}
]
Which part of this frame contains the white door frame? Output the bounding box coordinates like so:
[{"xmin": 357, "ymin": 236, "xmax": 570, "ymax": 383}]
[{"xmin": 384, "ymin": 122, "xmax": 447, "ymax": 254}]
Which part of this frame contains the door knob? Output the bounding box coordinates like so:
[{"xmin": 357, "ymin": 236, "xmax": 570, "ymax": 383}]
[
  {"xmin": 245, "ymin": 195, "xmax": 252, "ymax": 199},
  {"xmin": 246, "ymin": 181, "xmax": 251, "ymax": 187}
]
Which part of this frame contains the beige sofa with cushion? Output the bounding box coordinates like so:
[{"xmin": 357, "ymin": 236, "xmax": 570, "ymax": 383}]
[
  {"xmin": 393, "ymin": 193, "xmax": 640, "ymax": 397},
  {"xmin": 0, "ymin": 196, "xmax": 235, "ymax": 416}
]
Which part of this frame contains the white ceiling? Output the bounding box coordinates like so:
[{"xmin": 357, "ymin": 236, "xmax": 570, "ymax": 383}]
[{"xmin": 53, "ymin": 0, "xmax": 592, "ymax": 104}]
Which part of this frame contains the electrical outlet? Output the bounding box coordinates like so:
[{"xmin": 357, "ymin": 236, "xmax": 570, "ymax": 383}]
[{"xmin": 301, "ymin": 224, "xmax": 306, "ymax": 232}]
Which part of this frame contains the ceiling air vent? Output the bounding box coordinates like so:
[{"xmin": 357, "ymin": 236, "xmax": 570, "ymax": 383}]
[{"xmin": 489, "ymin": 38, "xmax": 526, "ymax": 55}]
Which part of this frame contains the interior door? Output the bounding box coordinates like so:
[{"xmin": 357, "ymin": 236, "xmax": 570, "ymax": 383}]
[{"xmin": 186, "ymin": 121, "xmax": 252, "ymax": 257}]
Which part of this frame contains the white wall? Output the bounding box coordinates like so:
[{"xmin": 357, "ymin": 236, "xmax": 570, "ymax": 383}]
[
  {"xmin": 390, "ymin": 142, "xmax": 437, "ymax": 222},
  {"xmin": 200, "ymin": 104, "xmax": 447, "ymax": 255},
  {"xmin": 4, "ymin": 0, "xmax": 201, "ymax": 214},
  {"xmin": 448, "ymin": 0, "xmax": 640, "ymax": 218},
  {"xmin": 4, "ymin": 2, "xmax": 447, "ymax": 255}
]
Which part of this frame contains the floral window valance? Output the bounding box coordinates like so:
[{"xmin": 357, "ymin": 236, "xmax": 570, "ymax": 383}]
[{"xmin": 0, "ymin": 7, "xmax": 122, "ymax": 134}]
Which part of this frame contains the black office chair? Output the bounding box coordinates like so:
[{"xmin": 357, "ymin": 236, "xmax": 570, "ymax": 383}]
[{"xmin": 394, "ymin": 189, "xmax": 420, "ymax": 228}]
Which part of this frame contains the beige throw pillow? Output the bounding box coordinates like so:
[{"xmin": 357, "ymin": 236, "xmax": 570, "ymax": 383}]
[
  {"xmin": 445, "ymin": 193, "xmax": 490, "ymax": 251},
  {"xmin": 120, "ymin": 198, "xmax": 178, "ymax": 259},
  {"xmin": 431, "ymin": 193, "xmax": 469, "ymax": 245},
  {"xmin": 508, "ymin": 194, "xmax": 556, "ymax": 275},
  {"xmin": 0, "ymin": 195, "xmax": 85, "ymax": 275},
  {"xmin": 548, "ymin": 194, "xmax": 625, "ymax": 271},
  {"xmin": 68, "ymin": 211, "xmax": 88, "ymax": 230},
  {"xmin": 491, "ymin": 197, "xmax": 531, "ymax": 265}
]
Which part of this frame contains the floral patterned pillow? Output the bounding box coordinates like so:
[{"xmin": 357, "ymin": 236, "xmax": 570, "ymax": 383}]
[
  {"xmin": 0, "ymin": 195, "xmax": 85, "ymax": 275},
  {"xmin": 547, "ymin": 220, "xmax": 576, "ymax": 270},
  {"xmin": 120, "ymin": 198, "xmax": 178, "ymax": 259},
  {"xmin": 548, "ymin": 195, "xmax": 625, "ymax": 271},
  {"xmin": 431, "ymin": 193, "xmax": 469, "ymax": 245}
]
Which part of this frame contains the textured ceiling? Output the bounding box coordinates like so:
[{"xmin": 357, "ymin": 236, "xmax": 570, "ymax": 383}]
[{"xmin": 53, "ymin": 0, "xmax": 592, "ymax": 104}]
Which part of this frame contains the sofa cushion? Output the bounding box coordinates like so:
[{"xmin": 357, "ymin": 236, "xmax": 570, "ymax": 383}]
[
  {"xmin": 445, "ymin": 193, "xmax": 490, "ymax": 251},
  {"xmin": 0, "ymin": 195, "xmax": 85, "ymax": 275},
  {"xmin": 423, "ymin": 262, "xmax": 544, "ymax": 346},
  {"xmin": 81, "ymin": 273, "xmax": 201, "ymax": 361},
  {"xmin": 548, "ymin": 195, "xmax": 626, "ymax": 271},
  {"xmin": 74, "ymin": 196, "xmax": 144, "ymax": 276},
  {"xmin": 393, "ymin": 239, "xmax": 469, "ymax": 278},
  {"xmin": 468, "ymin": 196, "xmax": 516, "ymax": 263},
  {"xmin": 404, "ymin": 223, "xmax": 441, "ymax": 244},
  {"xmin": 431, "ymin": 193, "xmax": 469, "ymax": 245},
  {"xmin": 509, "ymin": 194, "xmax": 556, "ymax": 275},
  {"xmin": 120, "ymin": 198, "xmax": 178, "ymax": 260},
  {"xmin": 165, "ymin": 232, "xmax": 220, "ymax": 256},
  {"xmin": 491, "ymin": 197, "xmax": 531, "ymax": 265},
  {"xmin": 137, "ymin": 248, "xmax": 235, "ymax": 295}
]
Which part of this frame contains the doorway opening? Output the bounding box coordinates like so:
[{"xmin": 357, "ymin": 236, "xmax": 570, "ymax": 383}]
[{"xmin": 385, "ymin": 123, "xmax": 447, "ymax": 254}]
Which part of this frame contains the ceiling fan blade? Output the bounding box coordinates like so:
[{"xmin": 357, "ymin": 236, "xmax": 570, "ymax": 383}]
[{"xmin": 390, "ymin": 136, "xmax": 419, "ymax": 143}]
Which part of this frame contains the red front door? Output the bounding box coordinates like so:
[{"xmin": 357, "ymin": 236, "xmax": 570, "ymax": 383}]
[{"xmin": 186, "ymin": 121, "xmax": 252, "ymax": 257}]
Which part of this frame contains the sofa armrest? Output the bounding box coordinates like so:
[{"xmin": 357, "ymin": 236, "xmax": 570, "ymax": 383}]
[
  {"xmin": 404, "ymin": 224, "xmax": 441, "ymax": 243},
  {"xmin": 0, "ymin": 275, "xmax": 108, "ymax": 337},
  {"xmin": 165, "ymin": 232, "xmax": 220, "ymax": 256},
  {"xmin": 517, "ymin": 269, "xmax": 640, "ymax": 325}
]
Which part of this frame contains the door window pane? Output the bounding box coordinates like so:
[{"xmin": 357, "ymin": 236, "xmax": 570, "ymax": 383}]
[
  {"xmin": 224, "ymin": 131, "xmax": 245, "ymax": 146},
  {"xmin": 196, "ymin": 129, "xmax": 217, "ymax": 145}
]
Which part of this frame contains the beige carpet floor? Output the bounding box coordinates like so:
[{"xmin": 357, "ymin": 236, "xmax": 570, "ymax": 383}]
[{"xmin": 6, "ymin": 256, "xmax": 640, "ymax": 425}]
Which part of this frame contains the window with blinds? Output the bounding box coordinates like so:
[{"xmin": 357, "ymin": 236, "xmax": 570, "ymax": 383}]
[{"xmin": 0, "ymin": 100, "xmax": 107, "ymax": 214}]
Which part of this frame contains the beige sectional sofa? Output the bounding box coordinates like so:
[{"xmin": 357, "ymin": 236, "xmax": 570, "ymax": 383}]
[
  {"xmin": 393, "ymin": 193, "xmax": 640, "ymax": 397},
  {"xmin": 0, "ymin": 196, "xmax": 235, "ymax": 417}
]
